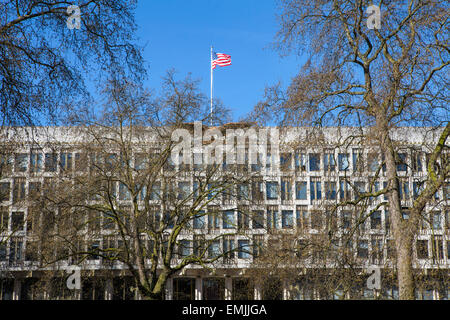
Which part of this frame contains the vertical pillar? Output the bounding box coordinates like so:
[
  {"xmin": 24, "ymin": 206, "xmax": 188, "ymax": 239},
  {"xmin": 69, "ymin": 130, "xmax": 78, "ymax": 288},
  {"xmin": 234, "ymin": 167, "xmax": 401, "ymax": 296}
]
[
  {"xmin": 105, "ymin": 279, "xmax": 113, "ymax": 300},
  {"xmin": 165, "ymin": 277, "xmax": 173, "ymax": 300},
  {"xmin": 195, "ymin": 276, "xmax": 202, "ymax": 300},
  {"xmin": 254, "ymin": 283, "xmax": 262, "ymax": 300},
  {"xmin": 282, "ymin": 280, "xmax": 289, "ymax": 300},
  {"xmin": 225, "ymin": 277, "xmax": 232, "ymax": 300},
  {"xmin": 13, "ymin": 279, "xmax": 21, "ymax": 300}
]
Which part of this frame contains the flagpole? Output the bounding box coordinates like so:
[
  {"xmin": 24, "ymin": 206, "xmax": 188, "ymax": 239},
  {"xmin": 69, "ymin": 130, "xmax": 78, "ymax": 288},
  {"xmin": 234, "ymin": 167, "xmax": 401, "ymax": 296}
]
[{"xmin": 210, "ymin": 46, "xmax": 213, "ymax": 126}]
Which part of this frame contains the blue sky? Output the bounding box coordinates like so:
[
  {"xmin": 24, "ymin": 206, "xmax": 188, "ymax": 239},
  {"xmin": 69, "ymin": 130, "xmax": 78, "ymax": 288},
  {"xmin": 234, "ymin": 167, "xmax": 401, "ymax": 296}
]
[{"xmin": 135, "ymin": 0, "xmax": 305, "ymax": 121}]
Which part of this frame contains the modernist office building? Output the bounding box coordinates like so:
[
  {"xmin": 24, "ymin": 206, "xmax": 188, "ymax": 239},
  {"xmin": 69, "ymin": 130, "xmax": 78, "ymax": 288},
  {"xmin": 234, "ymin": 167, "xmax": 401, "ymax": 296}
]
[{"xmin": 0, "ymin": 126, "xmax": 448, "ymax": 300}]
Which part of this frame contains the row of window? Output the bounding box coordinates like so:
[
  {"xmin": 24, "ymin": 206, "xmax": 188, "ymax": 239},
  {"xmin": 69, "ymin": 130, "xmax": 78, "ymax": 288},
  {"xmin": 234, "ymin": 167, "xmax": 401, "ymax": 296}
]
[
  {"xmin": 2, "ymin": 276, "xmax": 448, "ymax": 300},
  {"xmin": 1, "ymin": 178, "xmax": 448, "ymax": 204},
  {"xmin": 2, "ymin": 149, "xmax": 447, "ymax": 175},
  {"xmin": 1, "ymin": 206, "xmax": 450, "ymax": 234},
  {"xmin": 2, "ymin": 234, "xmax": 450, "ymax": 267}
]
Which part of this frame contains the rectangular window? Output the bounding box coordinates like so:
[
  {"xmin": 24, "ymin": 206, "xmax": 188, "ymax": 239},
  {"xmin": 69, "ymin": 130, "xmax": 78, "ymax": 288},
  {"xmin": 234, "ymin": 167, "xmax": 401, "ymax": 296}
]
[
  {"xmin": 74, "ymin": 153, "xmax": 87, "ymax": 172},
  {"xmin": 134, "ymin": 153, "xmax": 147, "ymax": 170},
  {"xmin": 296, "ymin": 206, "xmax": 309, "ymax": 230},
  {"xmin": 178, "ymin": 182, "xmax": 190, "ymax": 200},
  {"xmin": 385, "ymin": 210, "xmax": 390, "ymax": 231},
  {"xmin": 281, "ymin": 179, "xmax": 292, "ymax": 201},
  {"xmin": 208, "ymin": 210, "xmax": 220, "ymax": 230},
  {"xmin": 223, "ymin": 210, "xmax": 235, "ymax": 229},
  {"xmin": 397, "ymin": 153, "xmax": 407, "ymax": 172},
  {"xmin": 370, "ymin": 211, "xmax": 382, "ymax": 229},
  {"xmin": 45, "ymin": 153, "xmax": 57, "ymax": 172},
  {"xmin": 267, "ymin": 206, "xmax": 278, "ymax": 229},
  {"xmin": 399, "ymin": 180, "xmax": 410, "ymax": 201},
  {"xmin": 295, "ymin": 152, "xmax": 307, "ymax": 171},
  {"xmin": 30, "ymin": 152, "xmax": 43, "ymax": 173},
  {"xmin": 412, "ymin": 152, "xmax": 423, "ymax": 173},
  {"xmin": 296, "ymin": 181, "xmax": 307, "ymax": 200},
  {"xmin": 338, "ymin": 153, "xmax": 349, "ymax": 171},
  {"xmin": 432, "ymin": 237, "xmax": 444, "ymax": 262},
  {"xmin": 367, "ymin": 153, "xmax": 379, "ymax": 172},
  {"xmin": 208, "ymin": 240, "xmax": 221, "ymax": 259},
  {"xmin": 0, "ymin": 154, "xmax": 13, "ymax": 174},
  {"xmin": 0, "ymin": 182, "xmax": 10, "ymax": 202},
  {"xmin": 342, "ymin": 211, "xmax": 352, "ymax": 230},
  {"xmin": 444, "ymin": 183, "xmax": 450, "ymax": 200},
  {"xmin": 352, "ymin": 150, "xmax": 363, "ymax": 172},
  {"xmin": 193, "ymin": 211, "xmax": 205, "ymax": 229},
  {"xmin": 193, "ymin": 235, "xmax": 205, "ymax": 257},
  {"xmin": 223, "ymin": 236, "xmax": 235, "ymax": 260},
  {"xmin": 1, "ymin": 208, "xmax": 9, "ymax": 230},
  {"xmin": 251, "ymin": 180, "xmax": 264, "ymax": 202},
  {"xmin": 11, "ymin": 212, "xmax": 24, "ymax": 231},
  {"xmin": 119, "ymin": 183, "xmax": 131, "ymax": 200},
  {"xmin": 238, "ymin": 240, "xmax": 251, "ymax": 259},
  {"xmin": 281, "ymin": 210, "xmax": 293, "ymax": 229},
  {"xmin": 60, "ymin": 152, "xmax": 73, "ymax": 172},
  {"xmin": 354, "ymin": 181, "xmax": 365, "ymax": 200},
  {"xmin": 178, "ymin": 240, "xmax": 191, "ymax": 258},
  {"xmin": 325, "ymin": 181, "xmax": 337, "ymax": 200},
  {"xmin": 28, "ymin": 182, "xmax": 41, "ymax": 199},
  {"xmin": 238, "ymin": 210, "xmax": 249, "ymax": 230},
  {"xmin": 9, "ymin": 238, "xmax": 23, "ymax": 263},
  {"xmin": 0, "ymin": 243, "xmax": 6, "ymax": 261},
  {"xmin": 323, "ymin": 153, "xmax": 336, "ymax": 171},
  {"xmin": 310, "ymin": 180, "xmax": 321, "ymax": 200},
  {"xmin": 13, "ymin": 179, "xmax": 26, "ymax": 203},
  {"xmin": 339, "ymin": 180, "xmax": 351, "ymax": 200},
  {"xmin": 309, "ymin": 154, "xmax": 320, "ymax": 171},
  {"xmin": 253, "ymin": 235, "xmax": 264, "ymax": 258},
  {"xmin": 15, "ymin": 153, "xmax": 28, "ymax": 172},
  {"xmin": 413, "ymin": 181, "xmax": 424, "ymax": 200},
  {"xmin": 357, "ymin": 240, "xmax": 369, "ymax": 258},
  {"xmin": 252, "ymin": 210, "xmax": 264, "ymax": 229},
  {"xmin": 150, "ymin": 183, "xmax": 161, "ymax": 201},
  {"xmin": 311, "ymin": 211, "xmax": 322, "ymax": 230},
  {"xmin": 266, "ymin": 182, "xmax": 278, "ymax": 200},
  {"xmin": 237, "ymin": 184, "xmax": 249, "ymax": 201},
  {"xmin": 416, "ymin": 240, "xmax": 429, "ymax": 259},
  {"xmin": 280, "ymin": 153, "xmax": 292, "ymax": 171},
  {"xmin": 431, "ymin": 212, "xmax": 441, "ymax": 230}
]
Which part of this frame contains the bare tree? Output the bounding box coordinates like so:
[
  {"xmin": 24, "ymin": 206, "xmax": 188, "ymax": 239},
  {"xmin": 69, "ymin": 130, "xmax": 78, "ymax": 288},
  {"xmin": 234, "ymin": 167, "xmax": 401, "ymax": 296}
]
[
  {"xmin": 249, "ymin": 0, "xmax": 449, "ymax": 299},
  {"xmin": 26, "ymin": 74, "xmax": 256, "ymax": 300},
  {"xmin": 0, "ymin": 0, "xmax": 144, "ymax": 126}
]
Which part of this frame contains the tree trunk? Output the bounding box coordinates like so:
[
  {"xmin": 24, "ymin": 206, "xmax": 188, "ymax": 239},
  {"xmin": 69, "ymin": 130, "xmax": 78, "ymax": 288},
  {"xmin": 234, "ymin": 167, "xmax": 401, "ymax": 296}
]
[{"xmin": 378, "ymin": 119, "xmax": 415, "ymax": 299}]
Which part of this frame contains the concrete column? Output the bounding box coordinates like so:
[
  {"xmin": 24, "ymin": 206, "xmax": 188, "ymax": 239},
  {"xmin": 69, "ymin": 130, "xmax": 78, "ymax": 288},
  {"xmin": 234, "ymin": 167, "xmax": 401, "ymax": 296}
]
[
  {"xmin": 13, "ymin": 279, "xmax": 21, "ymax": 300},
  {"xmin": 195, "ymin": 277, "xmax": 202, "ymax": 300},
  {"xmin": 282, "ymin": 280, "xmax": 289, "ymax": 300},
  {"xmin": 254, "ymin": 283, "xmax": 262, "ymax": 300},
  {"xmin": 105, "ymin": 279, "xmax": 113, "ymax": 300},
  {"xmin": 224, "ymin": 277, "xmax": 232, "ymax": 300},
  {"xmin": 165, "ymin": 277, "xmax": 173, "ymax": 300}
]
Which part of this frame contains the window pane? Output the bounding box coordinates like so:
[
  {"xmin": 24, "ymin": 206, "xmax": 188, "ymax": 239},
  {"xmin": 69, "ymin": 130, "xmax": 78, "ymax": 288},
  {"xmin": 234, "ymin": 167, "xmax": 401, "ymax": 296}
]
[
  {"xmin": 338, "ymin": 153, "xmax": 349, "ymax": 171},
  {"xmin": 309, "ymin": 154, "xmax": 320, "ymax": 171},
  {"xmin": 296, "ymin": 182, "xmax": 307, "ymax": 200},
  {"xmin": 223, "ymin": 210, "xmax": 235, "ymax": 229},
  {"xmin": 238, "ymin": 240, "xmax": 251, "ymax": 259},
  {"xmin": 282, "ymin": 210, "xmax": 293, "ymax": 228}
]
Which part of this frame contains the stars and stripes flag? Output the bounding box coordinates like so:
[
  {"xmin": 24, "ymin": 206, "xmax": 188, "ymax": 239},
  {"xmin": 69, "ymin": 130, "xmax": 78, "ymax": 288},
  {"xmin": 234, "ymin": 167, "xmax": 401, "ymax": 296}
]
[{"xmin": 211, "ymin": 52, "xmax": 231, "ymax": 70}]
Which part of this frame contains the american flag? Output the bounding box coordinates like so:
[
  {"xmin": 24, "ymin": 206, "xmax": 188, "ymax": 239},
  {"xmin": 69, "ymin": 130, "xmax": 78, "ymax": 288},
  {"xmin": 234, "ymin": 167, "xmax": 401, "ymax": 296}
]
[{"xmin": 211, "ymin": 52, "xmax": 231, "ymax": 70}]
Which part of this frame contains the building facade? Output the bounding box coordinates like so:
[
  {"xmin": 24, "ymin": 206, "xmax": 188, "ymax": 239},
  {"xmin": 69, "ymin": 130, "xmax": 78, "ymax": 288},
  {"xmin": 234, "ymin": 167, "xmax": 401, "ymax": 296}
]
[{"xmin": 0, "ymin": 126, "xmax": 449, "ymax": 300}]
